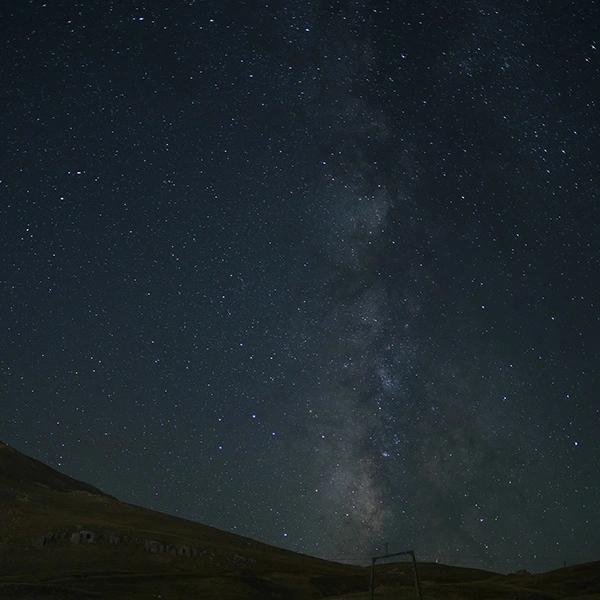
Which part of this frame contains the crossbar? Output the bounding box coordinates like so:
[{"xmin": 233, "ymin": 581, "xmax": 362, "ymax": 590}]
[{"xmin": 369, "ymin": 549, "xmax": 423, "ymax": 600}]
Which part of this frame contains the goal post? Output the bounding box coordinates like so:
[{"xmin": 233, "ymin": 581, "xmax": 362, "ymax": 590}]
[{"xmin": 369, "ymin": 549, "xmax": 422, "ymax": 600}]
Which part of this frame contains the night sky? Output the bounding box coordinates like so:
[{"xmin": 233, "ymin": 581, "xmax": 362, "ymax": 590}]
[{"xmin": 2, "ymin": 1, "xmax": 599, "ymax": 573}]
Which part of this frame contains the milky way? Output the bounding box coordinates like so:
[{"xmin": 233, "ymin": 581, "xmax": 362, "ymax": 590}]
[{"xmin": 1, "ymin": 1, "xmax": 598, "ymax": 573}]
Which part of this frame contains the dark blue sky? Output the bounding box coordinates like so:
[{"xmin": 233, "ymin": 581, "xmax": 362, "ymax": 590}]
[{"xmin": 1, "ymin": 0, "xmax": 598, "ymax": 572}]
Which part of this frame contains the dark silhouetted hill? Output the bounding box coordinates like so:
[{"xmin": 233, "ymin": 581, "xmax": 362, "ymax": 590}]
[{"xmin": 0, "ymin": 441, "xmax": 597, "ymax": 599}]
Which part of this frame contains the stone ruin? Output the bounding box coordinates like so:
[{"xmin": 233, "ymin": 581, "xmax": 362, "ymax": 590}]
[
  {"xmin": 70, "ymin": 530, "xmax": 96, "ymax": 544},
  {"xmin": 144, "ymin": 539, "xmax": 195, "ymax": 557},
  {"xmin": 32, "ymin": 528, "xmax": 256, "ymax": 569},
  {"xmin": 37, "ymin": 531, "xmax": 70, "ymax": 547}
]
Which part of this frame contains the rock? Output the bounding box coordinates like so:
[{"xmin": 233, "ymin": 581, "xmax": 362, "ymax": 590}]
[{"xmin": 71, "ymin": 530, "xmax": 96, "ymax": 544}]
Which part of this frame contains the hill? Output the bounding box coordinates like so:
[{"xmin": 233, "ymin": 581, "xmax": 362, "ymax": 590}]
[{"xmin": 0, "ymin": 441, "xmax": 598, "ymax": 599}]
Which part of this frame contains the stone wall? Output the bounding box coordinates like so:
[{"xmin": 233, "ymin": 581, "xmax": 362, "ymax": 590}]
[{"xmin": 33, "ymin": 529, "xmax": 256, "ymax": 569}]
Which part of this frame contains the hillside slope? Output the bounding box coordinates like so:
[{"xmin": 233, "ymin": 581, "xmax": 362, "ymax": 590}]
[
  {"xmin": 0, "ymin": 441, "xmax": 360, "ymax": 598},
  {"xmin": 0, "ymin": 441, "xmax": 597, "ymax": 599}
]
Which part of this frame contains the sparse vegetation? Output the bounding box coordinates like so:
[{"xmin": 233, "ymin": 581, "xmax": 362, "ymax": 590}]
[{"xmin": 1, "ymin": 442, "xmax": 597, "ymax": 599}]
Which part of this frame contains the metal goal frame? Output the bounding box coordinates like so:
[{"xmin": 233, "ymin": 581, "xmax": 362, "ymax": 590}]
[{"xmin": 369, "ymin": 549, "xmax": 423, "ymax": 600}]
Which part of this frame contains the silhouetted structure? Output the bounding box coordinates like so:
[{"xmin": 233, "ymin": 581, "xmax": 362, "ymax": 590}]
[{"xmin": 369, "ymin": 549, "xmax": 422, "ymax": 600}]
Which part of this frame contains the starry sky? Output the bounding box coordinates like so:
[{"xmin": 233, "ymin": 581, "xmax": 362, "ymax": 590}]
[{"xmin": 1, "ymin": 0, "xmax": 599, "ymax": 574}]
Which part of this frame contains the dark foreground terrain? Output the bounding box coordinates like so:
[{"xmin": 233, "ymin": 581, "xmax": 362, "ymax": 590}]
[{"xmin": 1, "ymin": 441, "xmax": 598, "ymax": 599}]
